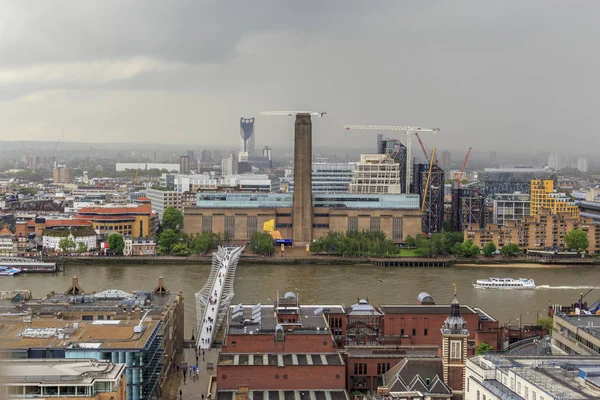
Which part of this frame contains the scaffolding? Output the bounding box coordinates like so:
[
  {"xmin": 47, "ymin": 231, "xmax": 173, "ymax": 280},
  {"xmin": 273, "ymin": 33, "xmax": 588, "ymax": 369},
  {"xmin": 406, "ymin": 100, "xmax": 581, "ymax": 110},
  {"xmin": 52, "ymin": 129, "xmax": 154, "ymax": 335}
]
[
  {"xmin": 414, "ymin": 163, "xmax": 445, "ymax": 234},
  {"xmin": 452, "ymin": 187, "xmax": 485, "ymax": 231}
]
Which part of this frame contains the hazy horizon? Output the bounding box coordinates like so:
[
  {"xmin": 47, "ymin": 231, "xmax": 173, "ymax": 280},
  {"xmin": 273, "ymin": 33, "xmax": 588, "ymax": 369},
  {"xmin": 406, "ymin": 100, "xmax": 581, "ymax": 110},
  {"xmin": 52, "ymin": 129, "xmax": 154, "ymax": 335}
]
[{"xmin": 1, "ymin": 1, "xmax": 599, "ymax": 154}]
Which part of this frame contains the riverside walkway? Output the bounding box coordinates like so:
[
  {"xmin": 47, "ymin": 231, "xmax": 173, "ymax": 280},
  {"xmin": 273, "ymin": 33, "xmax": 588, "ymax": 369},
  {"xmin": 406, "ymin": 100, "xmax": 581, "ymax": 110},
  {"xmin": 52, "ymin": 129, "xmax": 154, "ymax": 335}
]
[{"xmin": 195, "ymin": 246, "xmax": 244, "ymax": 350}]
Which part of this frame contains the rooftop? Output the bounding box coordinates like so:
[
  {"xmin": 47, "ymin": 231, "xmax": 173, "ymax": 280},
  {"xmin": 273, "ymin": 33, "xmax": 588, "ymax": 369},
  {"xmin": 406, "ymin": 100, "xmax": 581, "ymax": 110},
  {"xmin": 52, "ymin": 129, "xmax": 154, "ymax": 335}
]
[
  {"xmin": 379, "ymin": 304, "xmax": 478, "ymax": 315},
  {"xmin": 228, "ymin": 305, "xmax": 330, "ymax": 335},
  {"xmin": 557, "ymin": 313, "xmax": 600, "ymax": 339},
  {"xmin": 0, "ymin": 318, "xmax": 160, "ymax": 350},
  {"xmin": 0, "ymin": 359, "xmax": 125, "ymax": 384},
  {"xmin": 218, "ymin": 353, "xmax": 344, "ymax": 367},
  {"xmin": 469, "ymin": 355, "xmax": 600, "ymax": 400},
  {"xmin": 216, "ymin": 390, "xmax": 348, "ymax": 400}
]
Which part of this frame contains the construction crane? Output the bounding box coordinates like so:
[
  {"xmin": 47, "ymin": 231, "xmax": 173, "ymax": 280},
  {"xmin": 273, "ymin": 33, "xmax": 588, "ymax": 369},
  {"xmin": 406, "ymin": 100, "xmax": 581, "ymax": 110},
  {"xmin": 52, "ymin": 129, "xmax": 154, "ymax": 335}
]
[
  {"xmin": 457, "ymin": 147, "xmax": 472, "ymax": 188},
  {"xmin": 421, "ymin": 146, "xmax": 437, "ymax": 215},
  {"xmin": 344, "ymin": 125, "xmax": 440, "ymax": 193},
  {"xmin": 260, "ymin": 111, "xmax": 326, "ymax": 118},
  {"xmin": 415, "ymin": 132, "xmax": 430, "ymax": 161}
]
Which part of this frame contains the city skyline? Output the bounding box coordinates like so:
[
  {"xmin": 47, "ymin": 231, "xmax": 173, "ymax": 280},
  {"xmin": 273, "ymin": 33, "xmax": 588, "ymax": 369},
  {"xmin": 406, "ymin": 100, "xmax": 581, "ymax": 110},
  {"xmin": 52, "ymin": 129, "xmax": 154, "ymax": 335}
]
[{"xmin": 0, "ymin": 1, "xmax": 598, "ymax": 154}]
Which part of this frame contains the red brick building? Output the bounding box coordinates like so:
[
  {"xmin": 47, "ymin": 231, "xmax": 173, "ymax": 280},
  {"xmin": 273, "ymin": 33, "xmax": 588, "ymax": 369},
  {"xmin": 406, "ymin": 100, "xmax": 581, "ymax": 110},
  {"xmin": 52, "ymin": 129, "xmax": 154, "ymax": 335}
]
[
  {"xmin": 218, "ymin": 291, "xmax": 499, "ymax": 398},
  {"xmin": 217, "ymin": 292, "xmax": 347, "ymax": 398}
]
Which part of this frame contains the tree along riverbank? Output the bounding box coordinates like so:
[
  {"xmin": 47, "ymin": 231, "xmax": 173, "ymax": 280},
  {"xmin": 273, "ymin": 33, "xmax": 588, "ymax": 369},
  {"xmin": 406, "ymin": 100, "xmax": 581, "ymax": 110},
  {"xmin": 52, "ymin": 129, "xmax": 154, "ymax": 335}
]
[{"xmin": 53, "ymin": 254, "xmax": 600, "ymax": 267}]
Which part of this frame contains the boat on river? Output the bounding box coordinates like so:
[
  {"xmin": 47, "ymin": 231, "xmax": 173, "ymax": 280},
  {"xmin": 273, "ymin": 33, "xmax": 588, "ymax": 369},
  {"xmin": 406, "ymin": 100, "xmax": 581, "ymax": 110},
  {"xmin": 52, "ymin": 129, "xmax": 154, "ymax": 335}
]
[
  {"xmin": 473, "ymin": 277, "xmax": 535, "ymax": 289},
  {"xmin": 0, "ymin": 266, "xmax": 22, "ymax": 276}
]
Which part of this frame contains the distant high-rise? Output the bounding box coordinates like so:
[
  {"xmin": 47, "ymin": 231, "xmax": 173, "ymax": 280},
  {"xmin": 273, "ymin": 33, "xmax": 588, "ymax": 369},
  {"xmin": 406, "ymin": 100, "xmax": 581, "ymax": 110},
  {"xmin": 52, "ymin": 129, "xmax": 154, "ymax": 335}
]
[
  {"xmin": 180, "ymin": 156, "xmax": 190, "ymax": 174},
  {"xmin": 490, "ymin": 151, "xmax": 497, "ymax": 166},
  {"xmin": 442, "ymin": 151, "xmax": 451, "ymax": 172},
  {"xmin": 577, "ymin": 158, "xmax": 589, "ymax": 173},
  {"xmin": 548, "ymin": 152, "xmax": 560, "ymax": 170},
  {"xmin": 53, "ymin": 167, "xmax": 71, "ymax": 184},
  {"xmin": 240, "ymin": 118, "xmax": 256, "ymax": 156}
]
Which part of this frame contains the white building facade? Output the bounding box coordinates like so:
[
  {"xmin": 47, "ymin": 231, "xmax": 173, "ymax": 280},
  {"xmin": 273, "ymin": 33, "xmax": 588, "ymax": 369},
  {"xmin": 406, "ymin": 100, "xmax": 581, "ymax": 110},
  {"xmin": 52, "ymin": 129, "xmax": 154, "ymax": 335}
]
[{"xmin": 43, "ymin": 232, "xmax": 97, "ymax": 251}]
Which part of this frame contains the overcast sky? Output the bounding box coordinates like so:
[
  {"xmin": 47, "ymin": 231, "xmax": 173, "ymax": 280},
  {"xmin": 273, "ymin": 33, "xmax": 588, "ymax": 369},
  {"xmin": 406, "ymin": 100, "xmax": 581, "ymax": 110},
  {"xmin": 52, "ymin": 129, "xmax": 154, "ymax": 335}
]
[{"xmin": 0, "ymin": 1, "xmax": 598, "ymax": 153}]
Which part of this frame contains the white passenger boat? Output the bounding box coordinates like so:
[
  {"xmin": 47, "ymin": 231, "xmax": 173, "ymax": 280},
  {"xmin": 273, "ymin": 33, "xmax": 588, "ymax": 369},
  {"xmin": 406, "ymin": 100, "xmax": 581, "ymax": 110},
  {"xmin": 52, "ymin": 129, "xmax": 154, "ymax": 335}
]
[
  {"xmin": 0, "ymin": 266, "xmax": 22, "ymax": 276},
  {"xmin": 472, "ymin": 277, "xmax": 535, "ymax": 289}
]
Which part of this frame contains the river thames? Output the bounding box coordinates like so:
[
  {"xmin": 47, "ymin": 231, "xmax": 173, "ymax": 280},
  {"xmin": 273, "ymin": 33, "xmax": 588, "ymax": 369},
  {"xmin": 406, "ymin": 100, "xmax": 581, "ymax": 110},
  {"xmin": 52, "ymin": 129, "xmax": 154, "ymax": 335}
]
[{"xmin": 2, "ymin": 263, "xmax": 600, "ymax": 336}]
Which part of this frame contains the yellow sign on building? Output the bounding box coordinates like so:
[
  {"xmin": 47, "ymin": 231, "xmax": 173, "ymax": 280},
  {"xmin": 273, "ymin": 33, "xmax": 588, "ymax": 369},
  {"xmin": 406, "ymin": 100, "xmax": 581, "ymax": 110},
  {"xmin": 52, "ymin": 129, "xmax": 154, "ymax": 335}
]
[{"xmin": 263, "ymin": 219, "xmax": 275, "ymax": 232}]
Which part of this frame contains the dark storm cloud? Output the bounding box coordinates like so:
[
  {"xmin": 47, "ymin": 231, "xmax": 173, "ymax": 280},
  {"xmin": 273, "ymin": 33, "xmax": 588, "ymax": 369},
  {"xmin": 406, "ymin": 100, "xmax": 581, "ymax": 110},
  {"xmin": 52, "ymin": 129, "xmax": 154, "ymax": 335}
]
[{"xmin": 0, "ymin": 0, "xmax": 598, "ymax": 153}]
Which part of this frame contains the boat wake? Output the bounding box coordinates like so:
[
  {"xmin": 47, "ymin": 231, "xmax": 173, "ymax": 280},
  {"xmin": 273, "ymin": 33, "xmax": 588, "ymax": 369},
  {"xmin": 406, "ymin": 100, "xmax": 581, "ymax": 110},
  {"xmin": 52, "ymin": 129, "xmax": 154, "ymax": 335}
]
[{"xmin": 537, "ymin": 285, "xmax": 597, "ymax": 290}]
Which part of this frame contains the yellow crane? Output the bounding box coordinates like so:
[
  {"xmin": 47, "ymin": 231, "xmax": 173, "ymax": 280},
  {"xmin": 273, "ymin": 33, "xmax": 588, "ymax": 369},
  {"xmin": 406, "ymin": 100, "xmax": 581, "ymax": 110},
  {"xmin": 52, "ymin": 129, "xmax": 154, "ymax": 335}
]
[{"xmin": 421, "ymin": 146, "xmax": 437, "ymax": 214}]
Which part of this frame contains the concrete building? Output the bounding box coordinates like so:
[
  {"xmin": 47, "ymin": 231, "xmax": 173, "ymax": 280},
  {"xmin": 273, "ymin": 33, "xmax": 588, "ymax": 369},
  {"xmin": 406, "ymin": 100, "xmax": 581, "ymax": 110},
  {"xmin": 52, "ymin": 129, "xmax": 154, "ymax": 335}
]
[
  {"xmin": 179, "ymin": 155, "xmax": 190, "ymax": 174},
  {"xmin": 283, "ymin": 162, "xmax": 356, "ymax": 193},
  {"xmin": 172, "ymin": 174, "xmax": 276, "ymax": 193},
  {"xmin": 465, "ymin": 207, "xmax": 600, "ymax": 253},
  {"xmin": 145, "ymin": 188, "xmax": 180, "ymax": 222},
  {"xmin": 184, "ymin": 192, "xmax": 421, "ymax": 244},
  {"xmin": 115, "ymin": 163, "xmax": 180, "ymax": 172},
  {"xmin": 42, "ymin": 227, "xmax": 97, "ymax": 252},
  {"xmin": 578, "ymin": 157, "xmax": 589, "ymax": 173},
  {"xmin": 349, "ymin": 154, "xmax": 402, "ymax": 194},
  {"xmin": 75, "ymin": 204, "xmax": 157, "ymax": 237},
  {"xmin": 0, "ymin": 276, "xmax": 183, "ymax": 400},
  {"xmin": 552, "ymin": 312, "xmax": 600, "ymax": 356},
  {"xmin": 53, "ymin": 167, "xmax": 72, "ymax": 184},
  {"xmin": 465, "ymin": 355, "xmax": 600, "ymax": 400},
  {"xmin": 0, "ymin": 359, "xmax": 127, "ymax": 400},
  {"xmin": 492, "ymin": 192, "xmax": 530, "ymax": 225},
  {"xmin": 530, "ymin": 179, "xmax": 579, "ymax": 218}
]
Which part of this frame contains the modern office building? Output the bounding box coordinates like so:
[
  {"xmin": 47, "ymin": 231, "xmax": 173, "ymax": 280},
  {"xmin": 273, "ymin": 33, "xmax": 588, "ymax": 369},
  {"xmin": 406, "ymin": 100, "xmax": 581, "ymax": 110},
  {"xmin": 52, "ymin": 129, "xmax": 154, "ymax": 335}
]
[
  {"xmin": 465, "ymin": 355, "xmax": 600, "ymax": 400},
  {"xmin": 492, "ymin": 192, "xmax": 530, "ymax": 225},
  {"xmin": 53, "ymin": 167, "xmax": 72, "ymax": 184},
  {"xmin": 183, "ymin": 192, "xmax": 421, "ymax": 243},
  {"xmin": 481, "ymin": 167, "xmax": 553, "ymax": 196},
  {"xmin": 0, "ymin": 276, "xmax": 184, "ymax": 400},
  {"xmin": 377, "ymin": 137, "xmax": 408, "ymax": 193},
  {"xmin": 530, "ymin": 179, "xmax": 579, "ymax": 218},
  {"xmin": 0, "ymin": 359, "xmax": 127, "ymax": 400},
  {"xmin": 75, "ymin": 204, "xmax": 157, "ymax": 237},
  {"xmin": 221, "ymin": 151, "xmax": 239, "ymax": 176},
  {"xmin": 413, "ymin": 163, "xmax": 445, "ymax": 234},
  {"xmin": 465, "ymin": 207, "xmax": 600, "ymax": 253},
  {"xmin": 145, "ymin": 188, "xmax": 181, "ymax": 222},
  {"xmin": 349, "ymin": 154, "xmax": 402, "ymax": 194},
  {"xmin": 283, "ymin": 162, "xmax": 356, "ymax": 193}
]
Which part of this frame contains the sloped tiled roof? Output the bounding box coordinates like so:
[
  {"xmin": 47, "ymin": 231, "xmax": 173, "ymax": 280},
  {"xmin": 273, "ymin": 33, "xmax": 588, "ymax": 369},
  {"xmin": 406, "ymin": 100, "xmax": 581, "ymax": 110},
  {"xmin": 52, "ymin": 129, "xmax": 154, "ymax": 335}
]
[
  {"xmin": 384, "ymin": 358, "xmax": 451, "ymax": 395},
  {"xmin": 77, "ymin": 204, "xmax": 152, "ymax": 215},
  {"xmin": 0, "ymin": 226, "xmax": 14, "ymax": 236}
]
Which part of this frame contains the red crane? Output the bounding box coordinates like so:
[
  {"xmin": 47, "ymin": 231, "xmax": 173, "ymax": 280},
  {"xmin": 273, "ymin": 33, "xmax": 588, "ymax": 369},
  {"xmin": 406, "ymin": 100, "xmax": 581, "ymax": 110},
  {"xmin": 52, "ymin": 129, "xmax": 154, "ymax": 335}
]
[
  {"xmin": 457, "ymin": 147, "xmax": 472, "ymax": 188},
  {"xmin": 415, "ymin": 132, "xmax": 429, "ymax": 161}
]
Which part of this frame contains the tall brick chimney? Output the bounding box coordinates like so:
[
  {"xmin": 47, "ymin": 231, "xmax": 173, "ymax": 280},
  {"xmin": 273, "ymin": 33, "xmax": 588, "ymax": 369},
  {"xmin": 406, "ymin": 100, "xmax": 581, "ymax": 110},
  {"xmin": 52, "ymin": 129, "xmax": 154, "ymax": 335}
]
[{"xmin": 292, "ymin": 113, "xmax": 313, "ymax": 245}]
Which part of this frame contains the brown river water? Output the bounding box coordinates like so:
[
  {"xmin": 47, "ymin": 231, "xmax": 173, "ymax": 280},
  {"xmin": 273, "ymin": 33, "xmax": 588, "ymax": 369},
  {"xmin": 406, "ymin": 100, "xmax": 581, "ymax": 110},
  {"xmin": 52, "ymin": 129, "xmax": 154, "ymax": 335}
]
[{"xmin": 2, "ymin": 263, "xmax": 599, "ymax": 336}]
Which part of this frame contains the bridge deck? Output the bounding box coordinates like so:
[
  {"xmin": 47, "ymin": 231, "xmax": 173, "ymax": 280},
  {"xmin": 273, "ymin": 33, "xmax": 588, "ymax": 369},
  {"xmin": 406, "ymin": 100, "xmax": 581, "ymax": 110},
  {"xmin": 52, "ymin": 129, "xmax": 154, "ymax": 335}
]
[{"xmin": 195, "ymin": 246, "xmax": 244, "ymax": 350}]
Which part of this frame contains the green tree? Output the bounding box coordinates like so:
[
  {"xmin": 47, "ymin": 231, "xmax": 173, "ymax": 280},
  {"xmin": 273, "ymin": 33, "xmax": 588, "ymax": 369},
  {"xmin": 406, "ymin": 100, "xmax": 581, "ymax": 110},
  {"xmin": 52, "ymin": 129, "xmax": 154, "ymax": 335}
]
[
  {"xmin": 171, "ymin": 243, "xmax": 191, "ymax": 256},
  {"xmin": 189, "ymin": 232, "xmax": 214, "ymax": 254},
  {"xmin": 77, "ymin": 241, "xmax": 88, "ymax": 253},
  {"xmin": 161, "ymin": 207, "xmax": 184, "ymax": 232},
  {"xmin": 476, "ymin": 342, "xmax": 494, "ymax": 355},
  {"xmin": 564, "ymin": 229, "xmax": 589, "ymax": 252},
  {"xmin": 537, "ymin": 317, "xmax": 553, "ymax": 333},
  {"xmin": 159, "ymin": 229, "xmax": 180, "ymax": 254},
  {"xmin": 442, "ymin": 220, "xmax": 452, "ymax": 232},
  {"xmin": 482, "ymin": 241, "xmax": 497, "ymax": 257},
  {"xmin": 500, "ymin": 243, "xmax": 521, "ymax": 257},
  {"xmin": 441, "ymin": 231, "xmax": 464, "ymax": 253},
  {"xmin": 404, "ymin": 235, "xmax": 416, "ymax": 247},
  {"xmin": 224, "ymin": 231, "xmax": 232, "ymax": 243},
  {"xmin": 58, "ymin": 237, "xmax": 76, "ymax": 253},
  {"xmin": 107, "ymin": 233, "xmax": 125, "ymax": 255},
  {"xmin": 453, "ymin": 240, "xmax": 480, "ymax": 258},
  {"xmin": 250, "ymin": 231, "xmax": 274, "ymax": 255}
]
